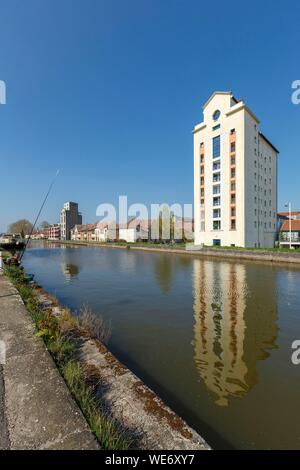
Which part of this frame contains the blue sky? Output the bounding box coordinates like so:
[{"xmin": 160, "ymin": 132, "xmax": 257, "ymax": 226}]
[{"xmin": 0, "ymin": 0, "xmax": 300, "ymax": 232}]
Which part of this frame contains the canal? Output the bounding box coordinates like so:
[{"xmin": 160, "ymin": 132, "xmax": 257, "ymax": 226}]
[{"xmin": 23, "ymin": 243, "xmax": 300, "ymax": 449}]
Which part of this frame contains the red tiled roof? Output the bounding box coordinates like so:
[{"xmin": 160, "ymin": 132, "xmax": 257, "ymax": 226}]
[
  {"xmin": 278, "ymin": 211, "xmax": 300, "ymax": 217},
  {"xmin": 74, "ymin": 224, "xmax": 96, "ymax": 232},
  {"xmin": 280, "ymin": 220, "xmax": 300, "ymax": 231}
]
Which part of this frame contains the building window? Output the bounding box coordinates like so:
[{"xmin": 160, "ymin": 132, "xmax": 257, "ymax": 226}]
[
  {"xmin": 213, "ymin": 110, "xmax": 221, "ymax": 121},
  {"xmin": 231, "ymin": 168, "xmax": 236, "ymax": 178},
  {"xmin": 231, "ymin": 219, "xmax": 236, "ymax": 230},
  {"xmin": 213, "ymin": 135, "xmax": 221, "ymax": 159},
  {"xmin": 213, "ymin": 209, "xmax": 221, "ymax": 219},
  {"xmin": 213, "ymin": 197, "xmax": 221, "ymax": 206},
  {"xmin": 213, "ymin": 172, "xmax": 221, "ymax": 182},
  {"xmin": 200, "ymin": 142, "xmax": 204, "ymax": 148},
  {"xmin": 200, "ymin": 198, "xmax": 205, "ymax": 207},
  {"xmin": 201, "ymin": 188, "xmax": 204, "ymax": 197},
  {"xmin": 230, "ymin": 142, "xmax": 236, "ymax": 153},
  {"xmin": 231, "ymin": 207, "xmax": 236, "ymax": 217},
  {"xmin": 231, "ymin": 182, "xmax": 236, "ymax": 191},
  {"xmin": 200, "ymin": 177, "xmax": 204, "ymax": 185},
  {"xmin": 213, "ymin": 161, "xmax": 220, "ymax": 171},
  {"xmin": 213, "ymin": 221, "xmax": 221, "ymax": 230},
  {"xmin": 213, "ymin": 124, "xmax": 221, "ymax": 131},
  {"xmin": 213, "ymin": 185, "xmax": 221, "ymax": 195},
  {"xmin": 213, "ymin": 238, "xmax": 221, "ymax": 246},
  {"xmin": 230, "ymin": 128, "xmax": 236, "ymax": 135},
  {"xmin": 231, "ymin": 194, "xmax": 236, "ymax": 204},
  {"xmin": 200, "ymin": 155, "xmax": 204, "ymax": 163},
  {"xmin": 200, "ymin": 166, "xmax": 204, "ymax": 174},
  {"xmin": 231, "ymin": 156, "xmax": 236, "ymax": 165}
]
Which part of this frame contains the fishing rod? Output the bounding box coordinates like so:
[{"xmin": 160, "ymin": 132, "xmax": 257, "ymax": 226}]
[{"xmin": 19, "ymin": 169, "xmax": 61, "ymax": 262}]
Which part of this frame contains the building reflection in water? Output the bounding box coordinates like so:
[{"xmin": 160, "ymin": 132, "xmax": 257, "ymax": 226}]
[
  {"xmin": 154, "ymin": 253, "xmax": 192, "ymax": 294},
  {"xmin": 60, "ymin": 249, "xmax": 80, "ymax": 282},
  {"xmin": 192, "ymin": 259, "xmax": 278, "ymax": 407}
]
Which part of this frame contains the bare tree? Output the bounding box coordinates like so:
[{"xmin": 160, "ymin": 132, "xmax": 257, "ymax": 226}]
[
  {"xmin": 8, "ymin": 219, "xmax": 33, "ymax": 236},
  {"xmin": 39, "ymin": 220, "xmax": 50, "ymax": 230}
]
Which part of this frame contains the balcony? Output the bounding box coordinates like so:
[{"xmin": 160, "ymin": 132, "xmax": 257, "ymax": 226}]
[{"xmin": 279, "ymin": 234, "xmax": 300, "ymax": 243}]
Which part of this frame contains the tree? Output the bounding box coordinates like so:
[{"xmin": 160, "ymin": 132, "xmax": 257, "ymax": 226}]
[
  {"xmin": 39, "ymin": 221, "xmax": 50, "ymax": 230},
  {"xmin": 8, "ymin": 219, "xmax": 33, "ymax": 236}
]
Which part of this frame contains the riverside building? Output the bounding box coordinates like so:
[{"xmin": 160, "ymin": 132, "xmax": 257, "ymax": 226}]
[
  {"xmin": 194, "ymin": 91, "xmax": 279, "ymax": 248},
  {"xmin": 60, "ymin": 202, "xmax": 82, "ymax": 240}
]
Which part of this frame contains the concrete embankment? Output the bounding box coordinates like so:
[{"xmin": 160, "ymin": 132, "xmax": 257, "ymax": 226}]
[
  {"xmin": 0, "ymin": 275, "xmax": 99, "ymax": 450},
  {"xmin": 35, "ymin": 289, "xmax": 210, "ymax": 450},
  {"xmin": 0, "ymin": 272, "xmax": 210, "ymax": 450},
  {"xmin": 49, "ymin": 239, "xmax": 300, "ymax": 266}
]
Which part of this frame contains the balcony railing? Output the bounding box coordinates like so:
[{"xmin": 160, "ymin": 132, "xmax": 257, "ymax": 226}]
[{"xmin": 279, "ymin": 234, "xmax": 300, "ymax": 243}]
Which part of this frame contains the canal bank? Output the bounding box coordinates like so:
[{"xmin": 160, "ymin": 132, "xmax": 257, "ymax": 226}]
[
  {"xmin": 21, "ymin": 243, "xmax": 300, "ymax": 449},
  {"xmin": 0, "ymin": 274, "xmax": 99, "ymax": 450},
  {"xmin": 0, "ymin": 267, "xmax": 210, "ymax": 450},
  {"xmin": 47, "ymin": 239, "xmax": 300, "ymax": 266}
]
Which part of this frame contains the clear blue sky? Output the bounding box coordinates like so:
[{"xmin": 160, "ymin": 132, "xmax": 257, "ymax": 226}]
[{"xmin": 1, "ymin": 0, "xmax": 300, "ymax": 232}]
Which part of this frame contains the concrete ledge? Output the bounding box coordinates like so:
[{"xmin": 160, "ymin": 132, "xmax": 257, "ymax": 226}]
[{"xmin": 0, "ymin": 276, "xmax": 99, "ymax": 450}]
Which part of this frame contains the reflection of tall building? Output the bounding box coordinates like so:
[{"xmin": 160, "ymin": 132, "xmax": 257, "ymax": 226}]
[
  {"xmin": 193, "ymin": 259, "xmax": 278, "ymax": 407},
  {"xmin": 154, "ymin": 254, "xmax": 192, "ymax": 294},
  {"xmin": 60, "ymin": 249, "xmax": 81, "ymax": 282},
  {"xmin": 61, "ymin": 263, "xmax": 79, "ymax": 281}
]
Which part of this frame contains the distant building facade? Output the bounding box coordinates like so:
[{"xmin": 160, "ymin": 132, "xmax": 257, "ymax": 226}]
[
  {"xmin": 95, "ymin": 221, "xmax": 119, "ymax": 242},
  {"xmin": 278, "ymin": 211, "xmax": 300, "ymax": 248},
  {"xmin": 71, "ymin": 224, "xmax": 96, "ymax": 242},
  {"xmin": 60, "ymin": 202, "xmax": 82, "ymax": 240},
  {"xmin": 279, "ymin": 219, "xmax": 300, "ymax": 248},
  {"xmin": 119, "ymin": 219, "xmax": 150, "ymax": 243},
  {"xmin": 194, "ymin": 91, "xmax": 279, "ymax": 248},
  {"xmin": 46, "ymin": 224, "xmax": 61, "ymax": 240}
]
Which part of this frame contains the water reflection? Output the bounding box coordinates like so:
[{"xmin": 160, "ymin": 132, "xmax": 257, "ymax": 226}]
[
  {"xmin": 193, "ymin": 259, "xmax": 278, "ymax": 407},
  {"xmin": 154, "ymin": 253, "xmax": 191, "ymax": 294},
  {"xmin": 60, "ymin": 249, "xmax": 81, "ymax": 282}
]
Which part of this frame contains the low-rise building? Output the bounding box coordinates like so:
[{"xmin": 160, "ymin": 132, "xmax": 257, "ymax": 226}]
[
  {"xmin": 279, "ymin": 219, "xmax": 300, "ymax": 248},
  {"xmin": 71, "ymin": 224, "xmax": 96, "ymax": 242},
  {"xmin": 46, "ymin": 224, "xmax": 61, "ymax": 240},
  {"xmin": 95, "ymin": 221, "xmax": 119, "ymax": 242},
  {"xmin": 119, "ymin": 219, "xmax": 150, "ymax": 243}
]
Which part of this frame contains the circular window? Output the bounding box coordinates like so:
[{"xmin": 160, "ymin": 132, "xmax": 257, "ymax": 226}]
[{"xmin": 213, "ymin": 110, "xmax": 221, "ymax": 121}]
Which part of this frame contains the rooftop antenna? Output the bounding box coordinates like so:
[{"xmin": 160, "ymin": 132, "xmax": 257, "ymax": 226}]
[{"xmin": 19, "ymin": 169, "xmax": 61, "ymax": 262}]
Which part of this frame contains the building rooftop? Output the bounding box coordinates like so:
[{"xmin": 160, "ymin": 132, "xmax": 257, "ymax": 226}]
[{"xmin": 280, "ymin": 220, "xmax": 300, "ymax": 231}]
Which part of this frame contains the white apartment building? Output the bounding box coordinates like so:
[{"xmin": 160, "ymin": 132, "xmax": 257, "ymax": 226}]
[{"xmin": 194, "ymin": 91, "xmax": 279, "ymax": 248}]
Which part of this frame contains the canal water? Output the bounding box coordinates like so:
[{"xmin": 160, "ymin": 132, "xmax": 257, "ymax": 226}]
[{"xmin": 23, "ymin": 243, "xmax": 300, "ymax": 449}]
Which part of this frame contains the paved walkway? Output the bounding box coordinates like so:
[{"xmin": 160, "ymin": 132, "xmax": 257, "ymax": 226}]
[{"xmin": 0, "ymin": 274, "xmax": 99, "ymax": 450}]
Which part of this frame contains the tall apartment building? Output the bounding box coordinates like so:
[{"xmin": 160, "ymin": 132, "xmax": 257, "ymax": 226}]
[
  {"xmin": 60, "ymin": 202, "xmax": 82, "ymax": 240},
  {"xmin": 194, "ymin": 91, "xmax": 279, "ymax": 248}
]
